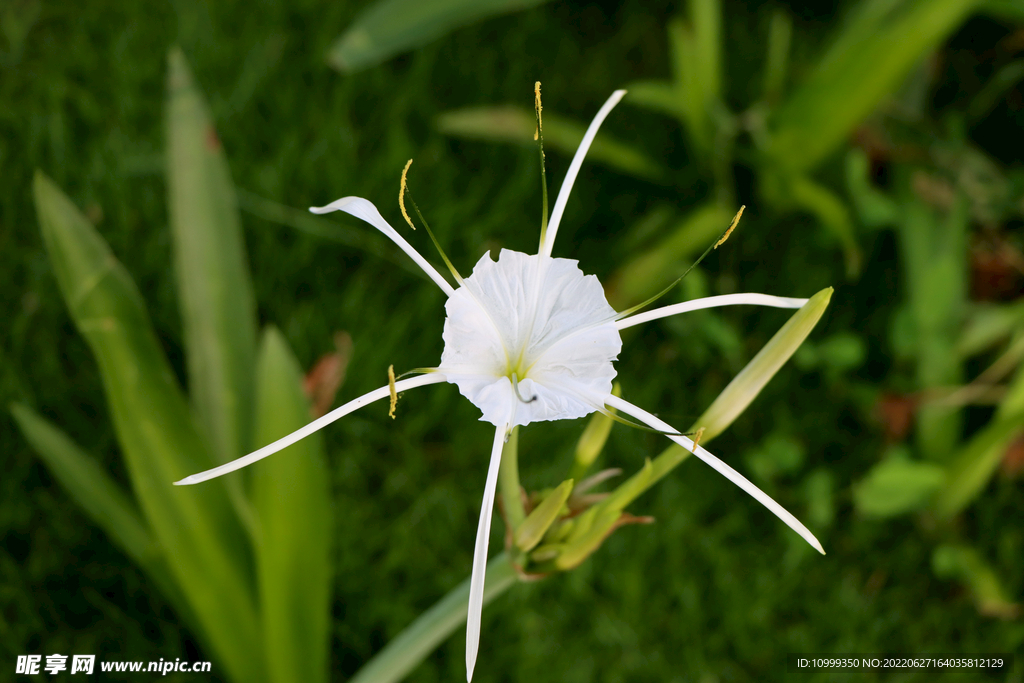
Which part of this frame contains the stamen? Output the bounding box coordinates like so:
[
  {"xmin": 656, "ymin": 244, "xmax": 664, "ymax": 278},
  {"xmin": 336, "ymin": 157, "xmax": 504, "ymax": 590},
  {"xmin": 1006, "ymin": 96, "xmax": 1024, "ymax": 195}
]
[
  {"xmin": 691, "ymin": 427, "xmax": 705, "ymax": 454},
  {"xmin": 399, "ymin": 159, "xmax": 415, "ymax": 230},
  {"xmin": 398, "ymin": 162, "xmax": 465, "ymax": 284},
  {"xmin": 511, "ymin": 373, "xmax": 538, "ymax": 404},
  {"xmin": 614, "ymin": 205, "xmax": 747, "ymax": 322},
  {"xmin": 715, "ymin": 205, "xmax": 743, "ymax": 249},
  {"xmin": 388, "ymin": 364, "xmax": 398, "ymax": 419},
  {"xmin": 535, "ymin": 81, "xmax": 550, "ymax": 250}
]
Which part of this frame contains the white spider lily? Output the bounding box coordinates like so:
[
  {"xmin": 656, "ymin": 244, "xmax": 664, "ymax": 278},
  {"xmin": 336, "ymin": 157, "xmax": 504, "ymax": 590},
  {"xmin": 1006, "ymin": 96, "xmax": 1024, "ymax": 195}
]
[{"xmin": 175, "ymin": 90, "xmax": 824, "ymax": 681}]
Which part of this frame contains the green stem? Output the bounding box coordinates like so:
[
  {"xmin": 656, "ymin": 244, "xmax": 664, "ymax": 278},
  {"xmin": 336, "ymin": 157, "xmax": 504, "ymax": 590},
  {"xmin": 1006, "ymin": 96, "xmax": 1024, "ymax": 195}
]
[
  {"xmin": 349, "ymin": 553, "xmax": 518, "ymax": 683},
  {"xmin": 498, "ymin": 426, "xmax": 526, "ymax": 530}
]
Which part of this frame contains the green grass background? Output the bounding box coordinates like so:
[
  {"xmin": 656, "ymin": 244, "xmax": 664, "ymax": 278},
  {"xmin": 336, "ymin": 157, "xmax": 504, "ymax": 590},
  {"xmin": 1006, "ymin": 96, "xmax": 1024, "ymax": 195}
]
[{"xmin": 2, "ymin": 0, "xmax": 1022, "ymax": 681}]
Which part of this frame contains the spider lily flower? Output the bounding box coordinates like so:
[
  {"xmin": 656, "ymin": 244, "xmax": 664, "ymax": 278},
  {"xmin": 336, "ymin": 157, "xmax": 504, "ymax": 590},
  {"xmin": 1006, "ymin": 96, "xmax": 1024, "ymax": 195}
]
[{"xmin": 175, "ymin": 90, "xmax": 824, "ymax": 681}]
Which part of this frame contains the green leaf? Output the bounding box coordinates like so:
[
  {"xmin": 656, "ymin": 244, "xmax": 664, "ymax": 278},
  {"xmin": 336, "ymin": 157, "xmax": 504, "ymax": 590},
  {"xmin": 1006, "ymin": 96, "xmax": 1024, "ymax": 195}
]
[
  {"xmin": 167, "ymin": 47, "xmax": 257, "ymax": 467},
  {"xmin": 252, "ymin": 327, "xmax": 333, "ymax": 683},
  {"xmin": 957, "ymin": 302, "xmax": 1024, "ymax": 357},
  {"xmin": 328, "ymin": 0, "xmax": 553, "ymax": 72},
  {"xmin": 933, "ymin": 360, "xmax": 1024, "ymax": 518},
  {"xmin": 668, "ymin": 0, "xmax": 723, "ymax": 154},
  {"xmin": 932, "ymin": 544, "xmax": 1020, "ymax": 618},
  {"xmin": 33, "ymin": 170, "xmax": 263, "ymax": 683},
  {"xmin": 694, "ymin": 287, "xmax": 834, "ymax": 442},
  {"xmin": 762, "ymin": 9, "xmax": 792, "ymax": 103},
  {"xmin": 615, "ymin": 288, "xmax": 832, "ymax": 506},
  {"xmin": 899, "ymin": 194, "xmax": 968, "ymax": 461},
  {"xmin": 770, "ymin": 0, "xmax": 981, "ymax": 172},
  {"xmin": 9, "ymin": 403, "xmax": 178, "ymax": 602},
  {"xmin": 853, "ymin": 457, "xmax": 945, "ymax": 517},
  {"xmin": 437, "ymin": 105, "xmax": 664, "ymax": 182},
  {"xmin": 514, "ymin": 479, "xmax": 573, "ymax": 553}
]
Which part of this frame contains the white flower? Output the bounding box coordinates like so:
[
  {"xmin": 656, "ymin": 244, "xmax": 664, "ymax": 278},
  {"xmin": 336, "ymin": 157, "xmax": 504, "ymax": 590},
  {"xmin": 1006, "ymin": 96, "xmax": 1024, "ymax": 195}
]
[{"xmin": 175, "ymin": 90, "xmax": 823, "ymax": 681}]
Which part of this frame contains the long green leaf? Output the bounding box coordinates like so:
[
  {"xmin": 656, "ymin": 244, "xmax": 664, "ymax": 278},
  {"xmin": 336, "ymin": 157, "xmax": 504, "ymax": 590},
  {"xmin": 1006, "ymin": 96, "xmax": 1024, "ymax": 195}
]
[
  {"xmin": 669, "ymin": 0, "xmax": 722, "ymax": 153},
  {"xmin": 899, "ymin": 194, "xmax": 968, "ymax": 461},
  {"xmin": 33, "ymin": 171, "xmax": 264, "ymax": 683},
  {"xmin": 695, "ymin": 287, "xmax": 834, "ymax": 441},
  {"xmin": 251, "ymin": 327, "xmax": 333, "ymax": 683},
  {"xmin": 167, "ymin": 47, "xmax": 257, "ymax": 467},
  {"xmin": 933, "ymin": 359, "xmax": 1024, "ymax": 518},
  {"xmin": 611, "ymin": 289, "xmax": 833, "ymax": 509},
  {"xmin": 328, "ymin": 0, "xmax": 553, "ymax": 72},
  {"xmin": 770, "ymin": 0, "xmax": 980, "ymax": 172},
  {"xmin": 10, "ymin": 404, "xmax": 177, "ymax": 599}
]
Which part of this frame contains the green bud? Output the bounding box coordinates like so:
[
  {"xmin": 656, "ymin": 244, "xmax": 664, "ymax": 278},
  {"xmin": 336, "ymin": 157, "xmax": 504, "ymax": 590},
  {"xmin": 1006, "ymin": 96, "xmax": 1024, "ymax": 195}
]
[
  {"xmin": 554, "ymin": 506, "xmax": 622, "ymax": 571},
  {"xmin": 514, "ymin": 479, "xmax": 574, "ymax": 553},
  {"xmin": 571, "ymin": 383, "xmax": 621, "ymax": 480}
]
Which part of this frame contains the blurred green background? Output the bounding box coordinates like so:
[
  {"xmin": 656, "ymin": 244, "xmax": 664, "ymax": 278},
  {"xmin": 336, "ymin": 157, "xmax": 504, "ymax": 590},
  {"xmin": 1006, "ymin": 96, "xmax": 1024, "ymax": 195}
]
[{"xmin": 3, "ymin": 0, "xmax": 1024, "ymax": 681}]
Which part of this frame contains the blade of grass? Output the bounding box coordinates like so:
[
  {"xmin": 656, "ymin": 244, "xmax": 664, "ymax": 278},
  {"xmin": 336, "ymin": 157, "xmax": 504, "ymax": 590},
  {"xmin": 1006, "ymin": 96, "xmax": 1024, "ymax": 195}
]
[
  {"xmin": 33, "ymin": 171, "xmax": 264, "ymax": 683},
  {"xmin": 167, "ymin": 47, "xmax": 257, "ymax": 468},
  {"xmin": 251, "ymin": 327, "xmax": 333, "ymax": 683}
]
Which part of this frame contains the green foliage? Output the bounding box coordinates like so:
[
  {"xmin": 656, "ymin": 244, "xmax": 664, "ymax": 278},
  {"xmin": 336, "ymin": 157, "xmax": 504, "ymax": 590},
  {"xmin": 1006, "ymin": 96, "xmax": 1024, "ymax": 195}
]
[
  {"xmin": 853, "ymin": 453, "xmax": 946, "ymax": 517},
  {"xmin": 5, "ymin": 1, "xmax": 1023, "ymax": 681},
  {"xmin": 15, "ymin": 51, "xmax": 334, "ymax": 683}
]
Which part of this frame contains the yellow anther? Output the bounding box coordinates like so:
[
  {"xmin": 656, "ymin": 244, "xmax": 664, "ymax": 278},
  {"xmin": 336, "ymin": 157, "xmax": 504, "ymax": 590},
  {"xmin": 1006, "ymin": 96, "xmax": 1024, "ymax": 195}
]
[
  {"xmin": 691, "ymin": 427, "xmax": 705, "ymax": 454},
  {"xmin": 715, "ymin": 205, "xmax": 744, "ymax": 249},
  {"xmin": 534, "ymin": 81, "xmax": 543, "ymax": 141},
  {"xmin": 399, "ymin": 159, "xmax": 415, "ymax": 230},
  {"xmin": 388, "ymin": 364, "xmax": 398, "ymax": 419}
]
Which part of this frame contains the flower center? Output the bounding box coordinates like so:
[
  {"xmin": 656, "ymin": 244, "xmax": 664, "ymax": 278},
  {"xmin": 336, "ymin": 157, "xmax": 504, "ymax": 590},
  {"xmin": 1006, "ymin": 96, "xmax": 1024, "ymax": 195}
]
[{"xmin": 440, "ymin": 249, "xmax": 622, "ymax": 428}]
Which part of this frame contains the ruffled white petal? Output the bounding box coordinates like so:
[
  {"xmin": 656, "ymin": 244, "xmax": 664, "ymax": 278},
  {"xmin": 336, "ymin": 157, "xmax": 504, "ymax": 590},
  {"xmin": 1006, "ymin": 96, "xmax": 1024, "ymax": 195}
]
[
  {"xmin": 540, "ymin": 90, "xmax": 627, "ymax": 258},
  {"xmin": 466, "ymin": 423, "xmax": 508, "ymax": 682},
  {"xmin": 604, "ymin": 394, "xmax": 825, "ymax": 554},
  {"xmin": 616, "ymin": 293, "xmax": 809, "ymax": 330},
  {"xmin": 174, "ymin": 373, "xmax": 447, "ymax": 485},
  {"xmin": 440, "ymin": 250, "xmax": 621, "ymax": 427},
  {"xmin": 310, "ymin": 196, "xmax": 456, "ymax": 297}
]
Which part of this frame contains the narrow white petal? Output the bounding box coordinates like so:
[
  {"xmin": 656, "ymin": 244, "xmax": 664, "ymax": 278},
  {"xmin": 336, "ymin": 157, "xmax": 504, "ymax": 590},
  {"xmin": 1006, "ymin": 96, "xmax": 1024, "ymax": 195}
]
[
  {"xmin": 616, "ymin": 293, "xmax": 809, "ymax": 330},
  {"xmin": 174, "ymin": 374, "xmax": 447, "ymax": 485},
  {"xmin": 605, "ymin": 394, "xmax": 825, "ymax": 554},
  {"xmin": 466, "ymin": 423, "xmax": 507, "ymax": 681},
  {"xmin": 310, "ymin": 196, "xmax": 456, "ymax": 297},
  {"xmin": 540, "ymin": 90, "xmax": 627, "ymax": 258}
]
